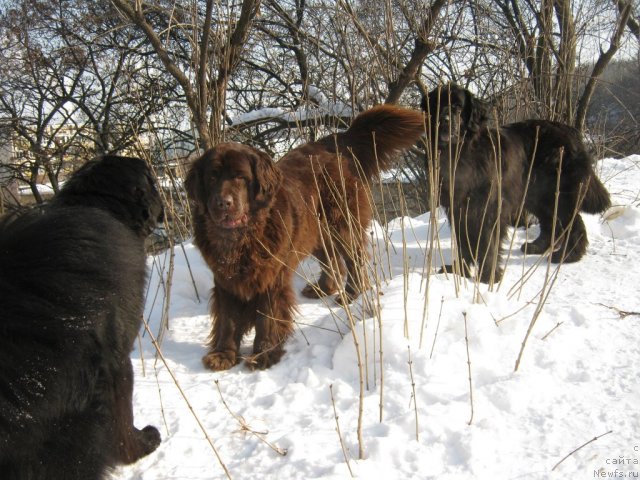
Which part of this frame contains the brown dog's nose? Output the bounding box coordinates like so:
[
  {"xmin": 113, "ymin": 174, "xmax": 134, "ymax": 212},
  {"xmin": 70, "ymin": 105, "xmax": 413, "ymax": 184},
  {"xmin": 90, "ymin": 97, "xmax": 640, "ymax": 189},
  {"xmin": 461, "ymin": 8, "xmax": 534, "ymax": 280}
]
[{"xmin": 217, "ymin": 195, "xmax": 234, "ymax": 210}]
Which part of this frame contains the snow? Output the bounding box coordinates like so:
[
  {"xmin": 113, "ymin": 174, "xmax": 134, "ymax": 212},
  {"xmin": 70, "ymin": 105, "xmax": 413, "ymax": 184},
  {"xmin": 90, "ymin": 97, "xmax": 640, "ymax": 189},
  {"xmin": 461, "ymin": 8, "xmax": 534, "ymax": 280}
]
[
  {"xmin": 118, "ymin": 155, "xmax": 640, "ymax": 480},
  {"xmin": 18, "ymin": 183, "xmax": 57, "ymax": 195},
  {"xmin": 231, "ymin": 86, "xmax": 353, "ymax": 127}
]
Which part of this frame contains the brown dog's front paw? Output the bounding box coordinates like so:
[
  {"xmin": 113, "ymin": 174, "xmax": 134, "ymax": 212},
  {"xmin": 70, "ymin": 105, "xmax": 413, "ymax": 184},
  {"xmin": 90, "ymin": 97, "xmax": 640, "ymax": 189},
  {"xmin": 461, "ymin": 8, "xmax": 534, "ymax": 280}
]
[
  {"xmin": 244, "ymin": 346, "xmax": 284, "ymax": 371},
  {"xmin": 202, "ymin": 351, "xmax": 237, "ymax": 371},
  {"xmin": 301, "ymin": 283, "xmax": 322, "ymax": 298},
  {"xmin": 334, "ymin": 291, "xmax": 358, "ymax": 306},
  {"xmin": 301, "ymin": 282, "xmax": 336, "ymax": 299}
]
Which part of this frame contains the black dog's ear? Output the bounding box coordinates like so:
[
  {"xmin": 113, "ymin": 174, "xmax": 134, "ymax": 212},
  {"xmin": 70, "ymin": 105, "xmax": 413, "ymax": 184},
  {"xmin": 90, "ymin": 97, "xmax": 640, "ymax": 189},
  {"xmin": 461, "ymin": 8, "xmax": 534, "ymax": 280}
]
[
  {"xmin": 420, "ymin": 94, "xmax": 429, "ymax": 113},
  {"xmin": 465, "ymin": 90, "xmax": 490, "ymax": 133},
  {"xmin": 251, "ymin": 149, "xmax": 282, "ymax": 209}
]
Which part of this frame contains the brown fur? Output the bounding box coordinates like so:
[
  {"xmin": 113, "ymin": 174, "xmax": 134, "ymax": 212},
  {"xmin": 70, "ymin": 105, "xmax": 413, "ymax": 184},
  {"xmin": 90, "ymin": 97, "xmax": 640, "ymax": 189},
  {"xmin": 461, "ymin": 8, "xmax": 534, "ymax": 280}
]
[{"xmin": 186, "ymin": 105, "xmax": 424, "ymax": 370}]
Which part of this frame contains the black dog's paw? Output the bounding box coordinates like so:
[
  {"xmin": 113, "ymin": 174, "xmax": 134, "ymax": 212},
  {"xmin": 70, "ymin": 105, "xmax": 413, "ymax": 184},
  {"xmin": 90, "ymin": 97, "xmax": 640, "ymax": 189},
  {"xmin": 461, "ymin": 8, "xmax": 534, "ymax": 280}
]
[
  {"xmin": 139, "ymin": 425, "xmax": 162, "ymax": 456},
  {"xmin": 520, "ymin": 241, "xmax": 548, "ymax": 255}
]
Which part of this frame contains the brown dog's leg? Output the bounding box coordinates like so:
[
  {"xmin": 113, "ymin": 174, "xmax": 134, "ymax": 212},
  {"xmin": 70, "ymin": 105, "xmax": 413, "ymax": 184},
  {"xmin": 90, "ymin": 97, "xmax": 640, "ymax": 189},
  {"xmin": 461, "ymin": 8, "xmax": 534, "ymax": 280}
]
[
  {"xmin": 247, "ymin": 281, "xmax": 295, "ymax": 370},
  {"xmin": 113, "ymin": 359, "xmax": 161, "ymax": 464},
  {"xmin": 302, "ymin": 249, "xmax": 346, "ymax": 298},
  {"xmin": 332, "ymin": 224, "xmax": 371, "ymax": 304},
  {"xmin": 202, "ymin": 286, "xmax": 246, "ymax": 371}
]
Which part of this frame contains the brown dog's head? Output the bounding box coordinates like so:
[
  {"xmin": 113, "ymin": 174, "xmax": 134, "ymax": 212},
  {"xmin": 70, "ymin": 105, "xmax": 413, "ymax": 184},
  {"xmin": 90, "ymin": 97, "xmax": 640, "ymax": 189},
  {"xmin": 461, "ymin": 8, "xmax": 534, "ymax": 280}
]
[
  {"xmin": 185, "ymin": 143, "xmax": 282, "ymax": 230},
  {"xmin": 421, "ymin": 83, "xmax": 489, "ymax": 147}
]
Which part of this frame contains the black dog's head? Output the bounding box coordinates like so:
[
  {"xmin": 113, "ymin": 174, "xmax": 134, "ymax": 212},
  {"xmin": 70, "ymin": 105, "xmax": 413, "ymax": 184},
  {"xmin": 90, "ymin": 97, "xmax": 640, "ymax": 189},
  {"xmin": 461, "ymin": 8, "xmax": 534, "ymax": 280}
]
[
  {"xmin": 421, "ymin": 83, "xmax": 489, "ymax": 147},
  {"xmin": 185, "ymin": 143, "xmax": 282, "ymax": 231},
  {"xmin": 52, "ymin": 155, "xmax": 164, "ymax": 237}
]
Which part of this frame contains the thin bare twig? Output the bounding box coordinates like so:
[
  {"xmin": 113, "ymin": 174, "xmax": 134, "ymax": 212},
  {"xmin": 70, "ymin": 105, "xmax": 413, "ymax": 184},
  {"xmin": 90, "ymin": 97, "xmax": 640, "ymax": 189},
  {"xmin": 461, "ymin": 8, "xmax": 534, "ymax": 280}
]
[
  {"xmin": 329, "ymin": 384, "xmax": 355, "ymax": 478},
  {"xmin": 214, "ymin": 380, "xmax": 288, "ymax": 456},
  {"xmin": 596, "ymin": 303, "xmax": 640, "ymax": 319},
  {"xmin": 541, "ymin": 321, "xmax": 564, "ymax": 341},
  {"xmin": 141, "ymin": 319, "xmax": 232, "ymax": 479},
  {"xmin": 551, "ymin": 430, "xmax": 613, "ymax": 471},
  {"xmin": 463, "ymin": 311, "xmax": 474, "ymax": 426},
  {"xmin": 407, "ymin": 346, "xmax": 420, "ymax": 441}
]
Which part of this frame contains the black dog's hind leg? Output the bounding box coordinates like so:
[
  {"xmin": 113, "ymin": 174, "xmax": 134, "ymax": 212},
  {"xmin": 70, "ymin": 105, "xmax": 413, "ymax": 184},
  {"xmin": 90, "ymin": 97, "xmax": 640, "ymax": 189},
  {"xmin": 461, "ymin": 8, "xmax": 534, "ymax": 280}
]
[
  {"xmin": 440, "ymin": 207, "xmax": 475, "ymax": 279},
  {"xmin": 551, "ymin": 214, "xmax": 588, "ymax": 263},
  {"xmin": 441, "ymin": 205, "xmax": 504, "ymax": 284},
  {"xmin": 474, "ymin": 210, "xmax": 505, "ymax": 284},
  {"xmin": 521, "ymin": 215, "xmax": 553, "ymax": 255}
]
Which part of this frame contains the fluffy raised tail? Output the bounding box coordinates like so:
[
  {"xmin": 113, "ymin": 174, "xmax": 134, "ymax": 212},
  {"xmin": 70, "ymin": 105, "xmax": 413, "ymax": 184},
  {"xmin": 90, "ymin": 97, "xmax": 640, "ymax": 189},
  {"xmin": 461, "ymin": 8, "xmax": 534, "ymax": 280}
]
[
  {"xmin": 319, "ymin": 105, "xmax": 425, "ymax": 178},
  {"xmin": 581, "ymin": 173, "xmax": 611, "ymax": 214}
]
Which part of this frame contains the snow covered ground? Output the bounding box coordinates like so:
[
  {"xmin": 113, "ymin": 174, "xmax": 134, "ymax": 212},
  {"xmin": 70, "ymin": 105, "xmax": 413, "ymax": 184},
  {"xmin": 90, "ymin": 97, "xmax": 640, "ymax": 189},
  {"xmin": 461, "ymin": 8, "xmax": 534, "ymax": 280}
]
[{"xmin": 117, "ymin": 155, "xmax": 640, "ymax": 480}]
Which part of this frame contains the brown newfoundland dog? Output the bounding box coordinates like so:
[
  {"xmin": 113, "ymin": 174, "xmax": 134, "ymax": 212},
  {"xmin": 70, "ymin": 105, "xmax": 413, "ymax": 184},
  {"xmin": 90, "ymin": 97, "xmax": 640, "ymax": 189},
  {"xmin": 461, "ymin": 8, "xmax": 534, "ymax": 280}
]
[
  {"xmin": 422, "ymin": 83, "xmax": 611, "ymax": 283},
  {"xmin": 0, "ymin": 156, "xmax": 162, "ymax": 479},
  {"xmin": 186, "ymin": 105, "xmax": 425, "ymax": 371}
]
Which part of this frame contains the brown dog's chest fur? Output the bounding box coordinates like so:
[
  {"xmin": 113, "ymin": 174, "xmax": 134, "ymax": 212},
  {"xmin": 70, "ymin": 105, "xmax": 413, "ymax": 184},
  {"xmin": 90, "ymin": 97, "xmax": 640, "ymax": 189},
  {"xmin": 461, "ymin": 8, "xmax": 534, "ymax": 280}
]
[{"xmin": 193, "ymin": 178, "xmax": 322, "ymax": 300}]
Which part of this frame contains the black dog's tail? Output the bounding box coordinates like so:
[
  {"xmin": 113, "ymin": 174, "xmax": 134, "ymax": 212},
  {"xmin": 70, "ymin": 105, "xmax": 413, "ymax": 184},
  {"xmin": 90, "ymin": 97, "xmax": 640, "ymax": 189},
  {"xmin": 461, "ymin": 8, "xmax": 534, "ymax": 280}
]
[
  {"xmin": 320, "ymin": 105, "xmax": 425, "ymax": 178},
  {"xmin": 581, "ymin": 173, "xmax": 611, "ymax": 214}
]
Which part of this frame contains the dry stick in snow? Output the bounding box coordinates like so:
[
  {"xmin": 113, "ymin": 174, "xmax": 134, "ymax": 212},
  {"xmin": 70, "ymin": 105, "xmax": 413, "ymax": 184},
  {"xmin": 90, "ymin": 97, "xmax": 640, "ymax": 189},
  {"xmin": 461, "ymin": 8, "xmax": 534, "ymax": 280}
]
[
  {"xmin": 369, "ymin": 233, "xmax": 385, "ymax": 422},
  {"xmin": 407, "ymin": 346, "xmax": 420, "ymax": 441},
  {"xmin": 502, "ymin": 127, "xmax": 540, "ymax": 296},
  {"xmin": 152, "ymin": 361, "xmax": 169, "ymax": 436},
  {"xmin": 136, "ymin": 330, "xmax": 171, "ymax": 436},
  {"xmin": 330, "ymin": 384, "xmax": 355, "ymax": 478},
  {"xmin": 371, "ymin": 178, "xmax": 391, "ymax": 284},
  {"xmin": 514, "ymin": 152, "xmax": 590, "ymax": 371},
  {"xmin": 541, "ymin": 321, "xmax": 564, "ymax": 341},
  {"xmin": 514, "ymin": 151, "xmax": 565, "ymax": 372},
  {"xmin": 463, "ymin": 311, "xmax": 474, "ymax": 426},
  {"xmin": 351, "ymin": 187, "xmax": 371, "ymax": 393},
  {"xmin": 178, "ymin": 241, "xmax": 201, "ymax": 303},
  {"xmin": 551, "ymin": 430, "xmax": 613, "ymax": 472},
  {"xmin": 420, "ymin": 148, "xmax": 442, "ymax": 348},
  {"xmin": 429, "ymin": 296, "xmax": 445, "ymax": 359},
  {"xmin": 141, "ymin": 319, "xmax": 232, "ymax": 480},
  {"xmin": 214, "ymin": 380, "xmax": 288, "ymax": 456},
  {"xmin": 596, "ymin": 303, "xmax": 640, "ymax": 319},
  {"xmin": 339, "ymin": 283, "xmax": 366, "ymax": 461},
  {"xmin": 157, "ymin": 242, "xmax": 175, "ymax": 346},
  {"xmin": 401, "ymin": 213, "xmax": 410, "ymax": 339}
]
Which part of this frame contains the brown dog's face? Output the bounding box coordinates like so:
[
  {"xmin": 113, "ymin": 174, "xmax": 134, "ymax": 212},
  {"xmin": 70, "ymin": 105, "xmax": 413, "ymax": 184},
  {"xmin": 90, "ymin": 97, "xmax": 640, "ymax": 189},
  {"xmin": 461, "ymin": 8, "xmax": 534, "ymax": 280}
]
[
  {"xmin": 185, "ymin": 143, "xmax": 282, "ymax": 230},
  {"xmin": 422, "ymin": 84, "xmax": 489, "ymax": 147}
]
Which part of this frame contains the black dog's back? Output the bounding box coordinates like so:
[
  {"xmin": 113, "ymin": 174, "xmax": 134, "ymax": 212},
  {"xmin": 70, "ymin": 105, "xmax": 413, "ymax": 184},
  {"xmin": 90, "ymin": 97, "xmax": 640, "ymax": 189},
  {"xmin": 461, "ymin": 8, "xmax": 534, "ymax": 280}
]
[
  {"xmin": 0, "ymin": 155, "xmax": 162, "ymax": 479},
  {"xmin": 0, "ymin": 208, "xmax": 146, "ymax": 478},
  {"xmin": 505, "ymin": 120, "xmax": 611, "ymax": 215}
]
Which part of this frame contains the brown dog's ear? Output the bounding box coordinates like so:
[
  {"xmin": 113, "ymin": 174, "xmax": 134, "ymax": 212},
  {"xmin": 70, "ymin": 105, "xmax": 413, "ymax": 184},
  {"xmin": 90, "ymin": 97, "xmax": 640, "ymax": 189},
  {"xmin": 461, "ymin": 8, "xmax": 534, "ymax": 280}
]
[
  {"xmin": 185, "ymin": 154, "xmax": 206, "ymax": 208},
  {"xmin": 465, "ymin": 90, "xmax": 490, "ymax": 133},
  {"xmin": 251, "ymin": 149, "xmax": 282, "ymax": 209}
]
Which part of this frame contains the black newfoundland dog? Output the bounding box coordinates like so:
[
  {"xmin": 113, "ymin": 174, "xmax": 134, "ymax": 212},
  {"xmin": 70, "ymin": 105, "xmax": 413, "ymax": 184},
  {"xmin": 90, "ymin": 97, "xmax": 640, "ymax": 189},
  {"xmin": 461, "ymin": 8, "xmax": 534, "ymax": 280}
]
[
  {"xmin": 422, "ymin": 83, "xmax": 611, "ymax": 283},
  {"xmin": 0, "ymin": 156, "xmax": 163, "ymax": 479}
]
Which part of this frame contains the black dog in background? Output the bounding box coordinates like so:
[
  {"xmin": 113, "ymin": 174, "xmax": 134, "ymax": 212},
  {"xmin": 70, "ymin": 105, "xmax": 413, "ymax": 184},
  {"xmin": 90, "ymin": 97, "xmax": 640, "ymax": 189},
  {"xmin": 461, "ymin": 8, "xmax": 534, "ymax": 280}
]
[
  {"xmin": 422, "ymin": 83, "xmax": 611, "ymax": 283},
  {"xmin": 0, "ymin": 156, "xmax": 163, "ymax": 479}
]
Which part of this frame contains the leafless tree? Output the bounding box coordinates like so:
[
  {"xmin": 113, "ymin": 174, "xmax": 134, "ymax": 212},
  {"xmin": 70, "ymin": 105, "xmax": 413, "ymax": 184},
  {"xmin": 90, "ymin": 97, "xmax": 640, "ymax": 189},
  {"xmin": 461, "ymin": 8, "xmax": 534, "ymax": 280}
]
[{"xmin": 0, "ymin": 0, "xmax": 180, "ymax": 203}]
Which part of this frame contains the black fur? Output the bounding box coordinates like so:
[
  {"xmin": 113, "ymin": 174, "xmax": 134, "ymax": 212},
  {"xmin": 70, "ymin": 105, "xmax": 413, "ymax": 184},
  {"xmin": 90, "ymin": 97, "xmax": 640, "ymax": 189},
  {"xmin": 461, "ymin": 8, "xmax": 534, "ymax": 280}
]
[
  {"xmin": 422, "ymin": 83, "xmax": 611, "ymax": 283},
  {"xmin": 0, "ymin": 156, "xmax": 163, "ymax": 479}
]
